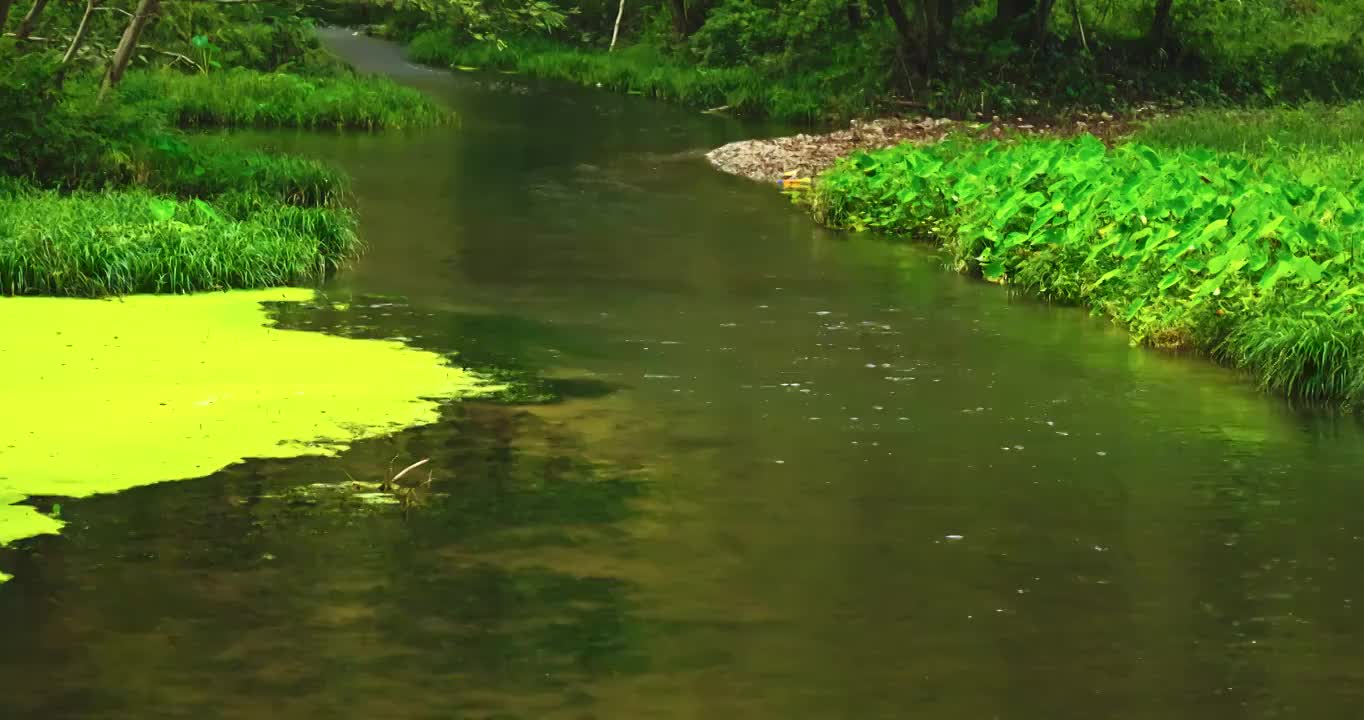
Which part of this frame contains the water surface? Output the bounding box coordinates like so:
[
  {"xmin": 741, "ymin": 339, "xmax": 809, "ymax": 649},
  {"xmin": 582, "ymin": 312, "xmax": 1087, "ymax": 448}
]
[{"xmin": 5, "ymin": 31, "xmax": 1364, "ymax": 719}]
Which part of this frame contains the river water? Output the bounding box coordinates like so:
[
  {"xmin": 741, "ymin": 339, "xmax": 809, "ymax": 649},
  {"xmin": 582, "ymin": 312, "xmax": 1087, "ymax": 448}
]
[{"xmin": 5, "ymin": 31, "xmax": 1364, "ymax": 719}]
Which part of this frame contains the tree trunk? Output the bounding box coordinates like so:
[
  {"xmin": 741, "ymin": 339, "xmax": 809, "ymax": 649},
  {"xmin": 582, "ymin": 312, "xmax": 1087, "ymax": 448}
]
[
  {"xmin": 1031, "ymin": 0, "xmax": 1056, "ymax": 46},
  {"xmin": 883, "ymin": 0, "xmax": 916, "ymax": 48},
  {"xmin": 14, "ymin": 0, "xmax": 50, "ymax": 41},
  {"xmin": 62, "ymin": 0, "xmax": 101, "ymax": 65},
  {"xmin": 665, "ymin": 0, "xmax": 688, "ymax": 36},
  {"xmin": 846, "ymin": 0, "xmax": 862, "ymax": 29},
  {"xmin": 1151, "ymin": 0, "xmax": 1175, "ymax": 48},
  {"xmin": 0, "ymin": 0, "xmax": 14, "ymax": 36},
  {"xmin": 939, "ymin": 0, "xmax": 956, "ymax": 39},
  {"xmin": 100, "ymin": 0, "xmax": 160, "ymax": 99},
  {"xmin": 920, "ymin": 0, "xmax": 940, "ymax": 70},
  {"xmin": 995, "ymin": 0, "xmax": 1036, "ymax": 29},
  {"xmin": 608, "ymin": 0, "xmax": 625, "ymax": 50}
]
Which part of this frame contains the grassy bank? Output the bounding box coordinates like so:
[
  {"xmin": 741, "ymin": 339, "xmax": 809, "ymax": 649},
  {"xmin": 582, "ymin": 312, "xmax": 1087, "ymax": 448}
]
[
  {"xmin": 118, "ymin": 69, "xmax": 452, "ymax": 130},
  {"xmin": 1134, "ymin": 103, "xmax": 1364, "ymax": 186},
  {"xmin": 406, "ymin": 30, "xmax": 862, "ymax": 120},
  {"xmin": 0, "ymin": 180, "xmax": 359, "ymax": 296},
  {"xmin": 809, "ymin": 136, "xmax": 1364, "ymax": 406}
]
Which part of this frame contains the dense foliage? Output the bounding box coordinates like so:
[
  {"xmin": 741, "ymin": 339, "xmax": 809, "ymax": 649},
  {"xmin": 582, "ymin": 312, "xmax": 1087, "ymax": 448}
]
[
  {"xmin": 372, "ymin": 0, "xmax": 1364, "ymax": 119},
  {"xmin": 811, "ymin": 136, "xmax": 1364, "ymax": 404}
]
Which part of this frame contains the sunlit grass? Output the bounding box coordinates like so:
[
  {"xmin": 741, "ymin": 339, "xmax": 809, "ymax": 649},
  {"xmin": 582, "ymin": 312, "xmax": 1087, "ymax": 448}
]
[
  {"xmin": 1133, "ymin": 103, "xmax": 1364, "ymax": 186},
  {"xmin": 119, "ymin": 68, "xmax": 453, "ymax": 130},
  {"xmin": 0, "ymin": 179, "xmax": 360, "ymax": 296}
]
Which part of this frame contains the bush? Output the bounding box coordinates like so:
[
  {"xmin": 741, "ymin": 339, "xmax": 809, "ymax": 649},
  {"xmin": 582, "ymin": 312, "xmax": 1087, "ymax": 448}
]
[{"xmin": 811, "ymin": 136, "xmax": 1364, "ymax": 405}]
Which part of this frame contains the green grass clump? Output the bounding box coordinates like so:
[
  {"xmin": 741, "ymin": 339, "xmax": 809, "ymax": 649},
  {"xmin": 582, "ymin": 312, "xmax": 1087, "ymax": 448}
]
[
  {"xmin": 118, "ymin": 68, "xmax": 453, "ymax": 130},
  {"xmin": 811, "ymin": 136, "xmax": 1364, "ymax": 406},
  {"xmin": 142, "ymin": 136, "xmax": 350, "ymax": 207},
  {"xmin": 406, "ymin": 30, "xmax": 858, "ymax": 120},
  {"xmin": 0, "ymin": 179, "xmax": 359, "ymax": 297}
]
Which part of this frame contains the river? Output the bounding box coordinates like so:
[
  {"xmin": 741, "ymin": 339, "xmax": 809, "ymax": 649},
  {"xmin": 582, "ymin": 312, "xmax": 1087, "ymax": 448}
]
[{"xmin": 4, "ymin": 30, "xmax": 1364, "ymax": 719}]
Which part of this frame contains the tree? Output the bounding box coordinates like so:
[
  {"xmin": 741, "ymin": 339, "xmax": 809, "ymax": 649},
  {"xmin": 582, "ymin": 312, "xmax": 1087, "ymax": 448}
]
[
  {"xmin": 995, "ymin": 0, "xmax": 1035, "ymax": 31},
  {"xmin": 62, "ymin": 0, "xmax": 102, "ymax": 65},
  {"xmin": 665, "ymin": 0, "xmax": 704, "ymax": 36},
  {"xmin": 0, "ymin": 0, "xmax": 13, "ymax": 35},
  {"xmin": 101, "ymin": 0, "xmax": 161, "ymax": 98},
  {"xmin": 1151, "ymin": 0, "xmax": 1175, "ymax": 49},
  {"xmin": 883, "ymin": 0, "xmax": 916, "ymax": 51},
  {"xmin": 14, "ymin": 0, "xmax": 50, "ymax": 41}
]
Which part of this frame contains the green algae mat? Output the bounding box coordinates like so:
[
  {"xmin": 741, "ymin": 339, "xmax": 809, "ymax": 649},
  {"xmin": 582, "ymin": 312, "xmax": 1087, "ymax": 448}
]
[{"xmin": 0, "ymin": 289, "xmax": 498, "ymax": 579}]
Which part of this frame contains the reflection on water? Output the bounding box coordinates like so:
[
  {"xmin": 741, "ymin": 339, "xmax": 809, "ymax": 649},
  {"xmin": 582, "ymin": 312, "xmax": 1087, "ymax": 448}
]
[{"xmin": 6, "ymin": 29, "xmax": 1364, "ymax": 720}]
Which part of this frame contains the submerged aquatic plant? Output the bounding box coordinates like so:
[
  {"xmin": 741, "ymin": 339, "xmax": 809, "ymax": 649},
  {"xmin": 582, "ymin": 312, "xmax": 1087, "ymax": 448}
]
[
  {"xmin": 346, "ymin": 456, "xmax": 436, "ymax": 518},
  {"xmin": 812, "ymin": 136, "xmax": 1364, "ymax": 407}
]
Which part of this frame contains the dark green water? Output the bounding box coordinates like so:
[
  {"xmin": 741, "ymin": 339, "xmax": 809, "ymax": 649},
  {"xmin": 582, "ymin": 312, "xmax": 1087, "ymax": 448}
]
[{"xmin": 7, "ymin": 31, "xmax": 1364, "ymax": 719}]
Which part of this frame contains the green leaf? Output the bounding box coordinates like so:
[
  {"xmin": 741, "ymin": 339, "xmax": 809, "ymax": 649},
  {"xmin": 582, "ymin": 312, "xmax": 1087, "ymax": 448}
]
[
  {"xmin": 1258, "ymin": 260, "xmax": 1295, "ymax": 289},
  {"xmin": 1197, "ymin": 218, "xmax": 1229, "ymax": 243},
  {"xmin": 1295, "ymin": 255, "xmax": 1324, "ymax": 283},
  {"xmin": 1122, "ymin": 296, "xmax": 1147, "ymax": 321},
  {"xmin": 148, "ymin": 198, "xmax": 177, "ymax": 222}
]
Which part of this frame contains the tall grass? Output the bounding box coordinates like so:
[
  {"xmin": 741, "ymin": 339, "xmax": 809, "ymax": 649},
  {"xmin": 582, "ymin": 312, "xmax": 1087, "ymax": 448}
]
[
  {"xmin": 143, "ymin": 136, "xmax": 350, "ymax": 207},
  {"xmin": 0, "ymin": 179, "xmax": 360, "ymax": 296},
  {"xmin": 118, "ymin": 68, "xmax": 453, "ymax": 130},
  {"xmin": 810, "ymin": 137, "xmax": 1364, "ymax": 407},
  {"xmin": 1134, "ymin": 103, "xmax": 1364, "ymax": 186}
]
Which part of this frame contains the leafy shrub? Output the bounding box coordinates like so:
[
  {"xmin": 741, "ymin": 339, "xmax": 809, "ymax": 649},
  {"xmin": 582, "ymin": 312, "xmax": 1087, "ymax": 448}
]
[
  {"xmin": 812, "ymin": 136, "xmax": 1364, "ymax": 405},
  {"xmin": 0, "ymin": 45, "xmax": 166, "ymax": 189}
]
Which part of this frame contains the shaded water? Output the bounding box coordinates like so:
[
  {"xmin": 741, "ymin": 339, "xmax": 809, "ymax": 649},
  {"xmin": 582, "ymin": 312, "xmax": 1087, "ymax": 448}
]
[{"xmin": 6, "ymin": 31, "xmax": 1364, "ymax": 718}]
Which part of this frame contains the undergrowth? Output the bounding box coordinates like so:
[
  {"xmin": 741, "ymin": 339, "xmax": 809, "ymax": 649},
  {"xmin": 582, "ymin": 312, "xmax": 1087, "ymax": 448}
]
[
  {"xmin": 810, "ymin": 136, "xmax": 1364, "ymax": 406},
  {"xmin": 406, "ymin": 30, "xmax": 874, "ymax": 120},
  {"xmin": 118, "ymin": 69, "xmax": 453, "ymax": 130},
  {"xmin": 0, "ymin": 179, "xmax": 360, "ymax": 297}
]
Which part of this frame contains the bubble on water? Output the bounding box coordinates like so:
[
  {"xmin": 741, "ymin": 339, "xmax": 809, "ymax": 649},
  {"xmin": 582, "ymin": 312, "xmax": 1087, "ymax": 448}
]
[
  {"xmin": 1096, "ymin": 451, "xmax": 1107, "ymax": 456},
  {"xmin": 1056, "ymin": 431, "xmax": 1069, "ymax": 436},
  {"xmin": 1013, "ymin": 445, "xmax": 1025, "ymax": 450},
  {"xmin": 815, "ymin": 311, "xmax": 831, "ymax": 316},
  {"xmin": 945, "ymin": 534, "xmax": 964, "ymax": 541},
  {"xmin": 865, "ymin": 363, "xmax": 877, "ymax": 368}
]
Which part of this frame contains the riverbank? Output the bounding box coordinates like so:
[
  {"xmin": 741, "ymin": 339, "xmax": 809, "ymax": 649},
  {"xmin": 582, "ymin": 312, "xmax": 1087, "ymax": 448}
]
[
  {"xmin": 713, "ymin": 107, "xmax": 1364, "ymax": 407},
  {"xmin": 706, "ymin": 113, "xmax": 1139, "ymax": 183},
  {"xmin": 1, "ymin": 24, "xmax": 449, "ymax": 297}
]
